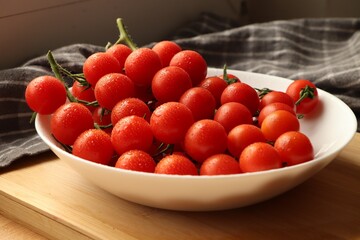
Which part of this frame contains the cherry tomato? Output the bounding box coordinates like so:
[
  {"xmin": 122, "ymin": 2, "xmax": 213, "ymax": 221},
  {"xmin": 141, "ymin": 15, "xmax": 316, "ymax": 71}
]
[
  {"xmin": 111, "ymin": 115, "xmax": 153, "ymax": 155},
  {"xmin": 239, "ymin": 142, "xmax": 282, "ymax": 173},
  {"xmin": 92, "ymin": 107, "xmax": 112, "ymax": 134},
  {"xmin": 150, "ymin": 102, "xmax": 194, "ymax": 144},
  {"xmin": 257, "ymin": 102, "xmax": 296, "ymax": 127},
  {"xmin": 83, "ymin": 52, "xmax": 121, "ymax": 86},
  {"xmin": 169, "ymin": 50, "xmax": 207, "ymax": 86},
  {"xmin": 72, "ymin": 129, "xmax": 114, "ymax": 165},
  {"xmin": 179, "ymin": 87, "xmax": 216, "ymax": 121},
  {"xmin": 124, "ymin": 48, "xmax": 162, "ymax": 87},
  {"xmin": 198, "ymin": 76, "xmax": 228, "ymax": 108},
  {"xmin": 106, "ymin": 44, "xmax": 132, "ymax": 72},
  {"xmin": 25, "ymin": 75, "xmax": 67, "ymax": 114},
  {"xmin": 151, "ymin": 66, "xmax": 192, "ymax": 103},
  {"xmin": 220, "ymin": 82, "xmax": 260, "ymax": 115},
  {"xmin": 227, "ymin": 124, "xmax": 266, "ymax": 159},
  {"xmin": 71, "ymin": 81, "xmax": 96, "ymax": 112},
  {"xmin": 259, "ymin": 91, "xmax": 294, "ymax": 110},
  {"xmin": 286, "ymin": 79, "xmax": 319, "ymax": 114},
  {"xmin": 152, "ymin": 40, "xmax": 182, "ymax": 67},
  {"xmin": 92, "ymin": 107, "xmax": 111, "ymax": 124},
  {"xmin": 154, "ymin": 154, "xmax": 198, "ymax": 175},
  {"xmin": 51, "ymin": 102, "xmax": 94, "ymax": 145},
  {"xmin": 261, "ymin": 110, "xmax": 300, "ymax": 142},
  {"xmin": 214, "ymin": 102, "xmax": 253, "ymax": 133},
  {"xmin": 115, "ymin": 150, "xmax": 156, "ymax": 173},
  {"xmin": 274, "ymin": 131, "xmax": 314, "ymax": 166},
  {"xmin": 94, "ymin": 73, "xmax": 135, "ymax": 110},
  {"xmin": 200, "ymin": 154, "xmax": 241, "ymax": 175},
  {"xmin": 184, "ymin": 119, "xmax": 227, "ymax": 163},
  {"xmin": 111, "ymin": 97, "xmax": 151, "ymax": 125}
]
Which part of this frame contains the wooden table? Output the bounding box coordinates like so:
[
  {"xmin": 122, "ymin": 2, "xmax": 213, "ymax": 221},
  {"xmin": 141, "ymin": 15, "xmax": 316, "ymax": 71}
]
[{"xmin": 1, "ymin": 133, "xmax": 359, "ymax": 240}]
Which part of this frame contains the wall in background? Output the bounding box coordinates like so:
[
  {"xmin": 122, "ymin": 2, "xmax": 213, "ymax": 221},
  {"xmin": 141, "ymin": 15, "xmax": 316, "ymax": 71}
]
[
  {"xmin": 246, "ymin": 0, "xmax": 360, "ymax": 23},
  {"xmin": 0, "ymin": 0, "xmax": 241, "ymax": 69},
  {"xmin": 1, "ymin": 0, "xmax": 360, "ymax": 70}
]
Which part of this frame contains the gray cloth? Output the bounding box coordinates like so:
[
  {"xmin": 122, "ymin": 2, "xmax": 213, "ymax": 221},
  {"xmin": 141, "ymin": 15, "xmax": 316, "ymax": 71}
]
[{"xmin": 1, "ymin": 13, "xmax": 360, "ymax": 167}]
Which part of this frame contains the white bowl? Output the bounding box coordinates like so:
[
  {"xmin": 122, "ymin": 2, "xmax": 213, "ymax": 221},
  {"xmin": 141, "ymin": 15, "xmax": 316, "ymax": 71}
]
[{"xmin": 35, "ymin": 68, "xmax": 357, "ymax": 211}]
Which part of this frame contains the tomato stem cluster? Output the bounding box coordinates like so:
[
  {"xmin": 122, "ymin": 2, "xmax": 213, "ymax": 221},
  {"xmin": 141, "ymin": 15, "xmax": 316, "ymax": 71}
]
[
  {"xmin": 222, "ymin": 65, "xmax": 239, "ymax": 84},
  {"xmin": 47, "ymin": 51, "xmax": 99, "ymax": 107},
  {"xmin": 295, "ymin": 85, "xmax": 316, "ymax": 106},
  {"xmin": 255, "ymin": 88, "xmax": 273, "ymax": 99},
  {"xmin": 105, "ymin": 18, "xmax": 138, "ymax": 51}
]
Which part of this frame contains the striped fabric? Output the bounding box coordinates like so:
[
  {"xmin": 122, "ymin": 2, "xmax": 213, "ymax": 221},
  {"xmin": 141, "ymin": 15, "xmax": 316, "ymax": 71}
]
[
  {"xmin": 1, "ymin": 13, "xmax": 360, "ymax": 167},
  {"xmin": 0, "ymin": 44, "xmax": 103, "ymax": 167}
]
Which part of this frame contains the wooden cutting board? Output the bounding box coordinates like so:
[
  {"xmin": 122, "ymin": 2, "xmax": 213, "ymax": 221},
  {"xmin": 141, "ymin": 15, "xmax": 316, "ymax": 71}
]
[{"xmin": 1, "ymin": 134, "xmax": 360, "ymax": 240}]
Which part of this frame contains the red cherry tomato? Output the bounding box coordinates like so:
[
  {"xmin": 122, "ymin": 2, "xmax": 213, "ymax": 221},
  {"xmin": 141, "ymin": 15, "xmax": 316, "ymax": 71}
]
[
  {"xmin": 179, "ymin": 87, "xmax": 216, "ymax": 121},
  {"xmin": 155, "ymin": 154, "xmax": 198, "ymax": 175},
  {"xmin": 72, "ymin": 129, "xmax": 114, "ymax": 165},
  {"xmin": 51, "ymin": 102, "xmax": 94, "ymax": 145},
  {"xmin": 261, "ymin": 110, "xmax": 300, "ymax": 142},
  {"xmin": 286, "ymin": 79, "xmax": 319, "ymax": 114},
  {"xmin": 200, "ymin": 154, "xmax": 241, "ymax": 175},
  {"xmin": 25, "ymin": 75, "xmax": 67, "ymax": 114},
  {"xmin": 124, "ymin": 48, "xmax": 162, "ymax": 87},
  {"xmin": 94, "ymin": 73, "xmax": 135, "ymax": 110},
  {"xmin": 169, "ymin": 50, "xmax": 207, "ymax": 86},
  {"xmin": 184, "ymin": 119, "xmax": 228, "ymax": 163},
  {"xmin": 214, "ymin": 102, "xmax": 253, "ymax": 133},
  {"xmin": 92, "ymin": 107, "xmax": 112, "ymax": 126},
  {"xmin": 111, "ymin": 97, "xmax": 151, "ymax": 125},
  {"xmin": 220, "ymin": 82, "xmax": 260, "ymax": 115},
  {"xmin": 151, "ymin": 66, "xmax": 192, "ymax": 103},
  {"xmin": 111, "ymin": 115, "xmax": 153, "ymax": 155},
  {"xmin": 115, "ymin": 150, "xmax": 156, "ymax": 173},
  {"xmin": 106, "ymin": 44, "xmax": 132, "ymax": 72},
  {"xmin": 198, "ymin": 76, "xmax": 228, "ymax": 108},
  {"xmin": 259, "ymin": 91, "xmax": 294, "ymax": 110},
  {"xmin": 71, "ymin": 81, "xmax": 96, "ymax": 112},
  {"xmin": 274, "ymin": 131, "xmax": 314, "ymax": 166},
  {"xmin": 257, "ymin": 102, "xmax": 296, "ymax": 127},
  {"xmin": 152, "ymin": 40, "xmax": 182, "ymax": 67},
  {"xmin": 83, "ymin": 52, "xmax": 121, "ymax": 86},
  {"xmin": 227, "ymin": 124, "xmax": 266, "ymax": 159},
  {"xmin": 240, "ymin": 142, "xmax": 282, "ymax": 173},
  {"xmin": 150, "ymin": 102, "xmax": 194, "ymax": 144}
]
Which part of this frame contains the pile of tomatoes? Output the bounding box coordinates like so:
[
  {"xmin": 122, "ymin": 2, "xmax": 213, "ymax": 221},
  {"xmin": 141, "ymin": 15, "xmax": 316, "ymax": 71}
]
[{"xmin": 25, "ymin": 19, "xmax": 319, "ymax": 176}]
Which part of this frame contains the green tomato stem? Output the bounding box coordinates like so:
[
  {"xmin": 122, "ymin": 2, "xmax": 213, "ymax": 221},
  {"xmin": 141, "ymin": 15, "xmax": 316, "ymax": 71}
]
[
  {"xmin": 295, "ymin": 85, "xmax": 315, "ymax": 106},
  {"xmin": 222, "ymin": 64, "xmax": 238, "ymax": 85},
  {"xmin": 47, "ymin": 51, "xmax": 77, "ymax": 103},
  {"xmin": 107, "ymin": 18, "xmax": 138, "ymax": 51}
]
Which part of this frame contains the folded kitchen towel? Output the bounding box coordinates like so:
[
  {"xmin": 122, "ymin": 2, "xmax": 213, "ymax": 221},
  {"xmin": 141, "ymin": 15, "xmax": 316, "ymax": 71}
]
[{"xmin": 1, "ymin": 13, "xmax": 360, "ymax": 167}]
